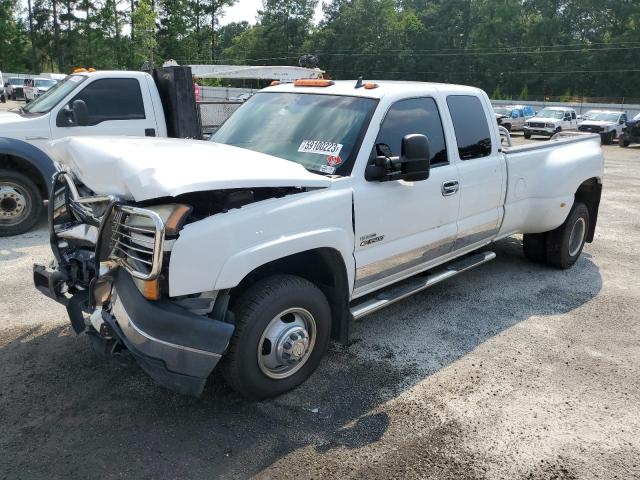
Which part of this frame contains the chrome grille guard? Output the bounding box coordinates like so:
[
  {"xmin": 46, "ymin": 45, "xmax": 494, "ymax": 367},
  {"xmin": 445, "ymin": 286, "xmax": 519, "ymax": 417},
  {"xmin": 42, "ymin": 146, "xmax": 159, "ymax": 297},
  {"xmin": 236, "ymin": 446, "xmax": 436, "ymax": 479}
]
[{"xmin": 107, "ymin": 205, "xmax": 165, "ymax": 281}]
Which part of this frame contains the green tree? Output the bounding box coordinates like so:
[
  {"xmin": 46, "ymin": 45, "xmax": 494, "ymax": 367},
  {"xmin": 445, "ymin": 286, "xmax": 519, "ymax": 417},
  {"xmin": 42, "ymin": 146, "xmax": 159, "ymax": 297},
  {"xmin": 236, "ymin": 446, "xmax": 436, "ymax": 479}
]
[{"xmin": 131, "ymin": 0, "xmax": 157, "ymax": 67}]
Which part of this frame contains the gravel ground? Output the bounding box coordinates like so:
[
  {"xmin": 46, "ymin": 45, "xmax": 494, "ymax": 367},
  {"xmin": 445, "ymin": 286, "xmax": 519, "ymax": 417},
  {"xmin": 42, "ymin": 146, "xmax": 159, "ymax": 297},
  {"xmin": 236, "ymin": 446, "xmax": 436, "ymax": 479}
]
[{"xmin": 1, "ymin": 119, "xmax": 639, "ymax": 479}]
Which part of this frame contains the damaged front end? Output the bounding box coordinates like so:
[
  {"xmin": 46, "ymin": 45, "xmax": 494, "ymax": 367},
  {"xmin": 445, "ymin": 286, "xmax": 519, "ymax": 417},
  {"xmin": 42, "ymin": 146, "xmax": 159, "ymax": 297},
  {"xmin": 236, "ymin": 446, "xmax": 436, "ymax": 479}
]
[{"xmin": 33, "ymin": 171, "xmax": 234, "ymax": 396}]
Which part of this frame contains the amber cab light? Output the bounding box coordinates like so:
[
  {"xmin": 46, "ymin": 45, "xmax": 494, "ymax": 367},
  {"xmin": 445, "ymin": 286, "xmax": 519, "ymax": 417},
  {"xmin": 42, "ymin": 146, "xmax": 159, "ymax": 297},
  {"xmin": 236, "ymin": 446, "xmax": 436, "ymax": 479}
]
[
  {"xmin": 294, "ymin": 79, "xmax": 335, "ymax": 87},
  {"xmin": 364, "ymin": 82, "xmax": 379, "ymax": 89},
  {"xmin": 270, "ymin": 80, "xmax": 280, "ymax": 86}
]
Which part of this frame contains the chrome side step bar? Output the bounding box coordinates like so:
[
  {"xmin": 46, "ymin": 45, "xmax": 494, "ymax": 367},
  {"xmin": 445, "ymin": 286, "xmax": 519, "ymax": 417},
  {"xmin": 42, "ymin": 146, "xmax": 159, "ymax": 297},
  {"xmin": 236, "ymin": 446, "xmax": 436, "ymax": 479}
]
[{"xmin": 350, "ymin": 251, "xmax": 496, "ymax": 320}]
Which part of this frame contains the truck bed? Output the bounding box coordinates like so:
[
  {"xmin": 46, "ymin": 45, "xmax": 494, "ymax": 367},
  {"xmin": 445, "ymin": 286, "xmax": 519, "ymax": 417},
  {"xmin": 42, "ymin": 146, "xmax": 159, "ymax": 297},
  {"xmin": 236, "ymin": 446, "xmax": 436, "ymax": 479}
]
[{"xmin": 497, "ymin": 133, "xmax": 604, "ymax": 238}]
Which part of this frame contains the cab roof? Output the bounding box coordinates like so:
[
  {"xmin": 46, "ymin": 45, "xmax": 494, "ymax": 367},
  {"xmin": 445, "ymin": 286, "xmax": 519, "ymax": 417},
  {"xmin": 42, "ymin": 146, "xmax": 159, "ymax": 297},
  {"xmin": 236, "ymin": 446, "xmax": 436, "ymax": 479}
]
[{"xmin": 264, "ymin": 79, "xmax": 484, "ymax": 99}]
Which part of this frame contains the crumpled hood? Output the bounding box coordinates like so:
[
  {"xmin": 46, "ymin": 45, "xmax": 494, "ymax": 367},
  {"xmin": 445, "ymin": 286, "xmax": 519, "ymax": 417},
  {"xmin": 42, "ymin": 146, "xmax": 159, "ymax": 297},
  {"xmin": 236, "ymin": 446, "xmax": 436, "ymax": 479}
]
[{"xmin": 45, "ymin": 136, "xmax": 331, "ymax": 201}]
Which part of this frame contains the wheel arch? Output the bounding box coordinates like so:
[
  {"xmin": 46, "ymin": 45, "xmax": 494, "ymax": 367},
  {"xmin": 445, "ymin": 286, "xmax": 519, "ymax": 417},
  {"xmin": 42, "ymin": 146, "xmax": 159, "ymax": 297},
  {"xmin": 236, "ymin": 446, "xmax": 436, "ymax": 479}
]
[
  {"xmin": 575, "ymin": 177, "xmax": 602, "ymax": 243},
  {"xmin": 228, "ymin": 247, "xmax": 352, "ymax": 344},
  {"xmin": 0, "ymin": 138, "xmax": 56, "ymax": 200}
]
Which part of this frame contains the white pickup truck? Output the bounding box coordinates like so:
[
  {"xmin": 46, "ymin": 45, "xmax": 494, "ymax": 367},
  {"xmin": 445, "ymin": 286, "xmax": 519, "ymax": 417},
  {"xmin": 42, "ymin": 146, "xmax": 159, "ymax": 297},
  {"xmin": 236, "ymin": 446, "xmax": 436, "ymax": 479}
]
[
  {"xmin": 0, "ymin": 68, "xmax": 200, "ymax": 236},
  {"xmin": 34, "ymin": 79, "xmax": 604, "ymax": 399}
]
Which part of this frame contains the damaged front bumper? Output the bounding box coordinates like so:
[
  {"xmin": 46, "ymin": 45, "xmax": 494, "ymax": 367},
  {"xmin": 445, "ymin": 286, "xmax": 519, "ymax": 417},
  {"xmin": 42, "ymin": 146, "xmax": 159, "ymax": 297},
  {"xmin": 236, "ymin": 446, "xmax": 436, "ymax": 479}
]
[{"xmin": 33, "ymin": 171, "xmax": 234, "ymax": 397}]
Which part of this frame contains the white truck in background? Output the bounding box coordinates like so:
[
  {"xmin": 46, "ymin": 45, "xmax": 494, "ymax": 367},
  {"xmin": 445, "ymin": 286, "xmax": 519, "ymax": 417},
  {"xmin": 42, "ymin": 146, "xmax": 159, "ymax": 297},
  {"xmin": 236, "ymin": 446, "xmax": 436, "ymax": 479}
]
[
  {"xmin": 578, "ymin": 110, "xmax": 628, "ymax": 144},
  {"xmin": 0, "ymin": 65, "xmax": 323, "ymax": 236},
  {"xmin": 523, "ymin": 106, "xmax": 578, "ymax": 139},
  {"xmin": 34, "ymin": 80, "xmax": 604, "ymax": 399}
]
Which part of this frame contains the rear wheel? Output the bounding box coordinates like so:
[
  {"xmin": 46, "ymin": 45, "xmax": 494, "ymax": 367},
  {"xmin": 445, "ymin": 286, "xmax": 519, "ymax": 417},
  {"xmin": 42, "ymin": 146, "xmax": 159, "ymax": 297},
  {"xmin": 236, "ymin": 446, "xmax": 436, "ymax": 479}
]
[
  {"xmin": 504, "ymin": 123, "xmax": 512, "ymax": 132},
  {"xmin": 0, "ymin": 169, "xmax": 43, "ymax": 237},
  {"xmin": 221, "ymin": 274, "xmax": 332, "ymax": 399},
  {"xmin": 619, "ymin": 138, "xmax": 630, "ymax": 148},
  {"xmin": 546, "ymin": 202, "xmax": 589, "ymax": 269}
]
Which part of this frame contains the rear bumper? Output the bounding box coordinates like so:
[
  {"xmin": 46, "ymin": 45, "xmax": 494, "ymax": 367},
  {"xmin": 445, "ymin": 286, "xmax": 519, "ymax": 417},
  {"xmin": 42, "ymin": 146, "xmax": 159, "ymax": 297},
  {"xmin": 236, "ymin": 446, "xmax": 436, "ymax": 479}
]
[{"xmin": 34, "ymin": 265, "xmax": 235, "ymax": 397}]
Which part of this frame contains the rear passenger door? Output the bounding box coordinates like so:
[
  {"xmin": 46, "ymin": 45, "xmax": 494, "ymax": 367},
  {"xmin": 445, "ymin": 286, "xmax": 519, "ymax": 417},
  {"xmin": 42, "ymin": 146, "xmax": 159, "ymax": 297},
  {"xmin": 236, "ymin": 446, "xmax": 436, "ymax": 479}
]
[
  {"xmin": 51, "ymin": 77, "xmax": 158, "ymax": 139},
  {"xmin": 353, "ymin": 97, "xmax": 459, "ymax": 296},
  {"xmin": 446, "ymin": 95, "xmax": 504, "ymax": 251}
]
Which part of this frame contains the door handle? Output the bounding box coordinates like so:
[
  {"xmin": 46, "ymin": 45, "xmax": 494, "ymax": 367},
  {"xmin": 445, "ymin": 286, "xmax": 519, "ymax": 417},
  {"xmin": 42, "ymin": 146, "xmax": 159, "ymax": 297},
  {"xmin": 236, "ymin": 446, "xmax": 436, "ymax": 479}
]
[{"xmin": 441, "ymin": 180, "xmax": 459, "ymax": 196}]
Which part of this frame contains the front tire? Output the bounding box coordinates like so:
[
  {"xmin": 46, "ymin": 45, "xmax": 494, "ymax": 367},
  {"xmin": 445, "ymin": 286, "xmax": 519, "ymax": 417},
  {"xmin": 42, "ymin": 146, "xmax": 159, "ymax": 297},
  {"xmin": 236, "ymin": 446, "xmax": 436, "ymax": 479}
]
[
  {"xmin": 0, "ymin": 169, "xmax": 43, "ymax": 237},
  {"xmin": 546, "ymin": 202, "xmax": 590, "ymax": 269},
  {"xmin": 221, "ymin": 274, "xmax": 332, "ymax": 399},
  {"xmin": 524, "ymin": 131, "xmax": 532, "ymax": 139},
  {"xmin": 602, "ymin": 132, "xmax": 613, "ymax": 145},
  {"xmin": 619, "ymin": 138, "xmax": 629, "ymax": 148}
]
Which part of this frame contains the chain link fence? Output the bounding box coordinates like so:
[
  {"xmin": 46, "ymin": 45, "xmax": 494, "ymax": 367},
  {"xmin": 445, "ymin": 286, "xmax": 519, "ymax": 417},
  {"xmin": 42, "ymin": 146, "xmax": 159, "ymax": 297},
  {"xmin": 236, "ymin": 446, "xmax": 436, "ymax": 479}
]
[{"xmin": 198, "ymin": 101, "xmax": 243, "ymax": 138}]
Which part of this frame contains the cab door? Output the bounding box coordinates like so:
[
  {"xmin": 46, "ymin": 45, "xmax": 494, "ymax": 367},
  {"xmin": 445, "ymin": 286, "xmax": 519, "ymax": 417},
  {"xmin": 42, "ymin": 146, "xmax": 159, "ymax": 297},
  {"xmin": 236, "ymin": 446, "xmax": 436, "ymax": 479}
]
[
  {"xmin": 445, "ymin": 94, "xmax": 504, "ymax": 251},
  {"xmin": 353, "ymin": 96, "xmax": 459, "ymax": 296},
  {"xmin": 50, "ymin": 77, "xmax": 158, "ymax": 139}
]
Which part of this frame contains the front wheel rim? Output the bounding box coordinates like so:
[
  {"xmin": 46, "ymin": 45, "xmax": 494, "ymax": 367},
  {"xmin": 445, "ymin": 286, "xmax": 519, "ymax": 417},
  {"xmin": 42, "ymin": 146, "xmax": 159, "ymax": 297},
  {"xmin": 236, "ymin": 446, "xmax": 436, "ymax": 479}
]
[
  {"xmin": 257, "ymin": 307, "xmax": 317, "ymax": 380},
  {"xmin": 0, "ymin": 182, "xmax": 31, "ymax": 226},
  {"xmin": 568, "ymin": 217, "xmax": 586, "ymax": 257}
]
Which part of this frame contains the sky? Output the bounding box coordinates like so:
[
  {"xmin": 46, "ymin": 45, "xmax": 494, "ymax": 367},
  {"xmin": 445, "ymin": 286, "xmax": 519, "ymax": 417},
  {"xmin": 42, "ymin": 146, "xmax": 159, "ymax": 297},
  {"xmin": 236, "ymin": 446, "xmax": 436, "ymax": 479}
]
[{"xmin": 220, "ymin": 0, "xmax": 326, "ymax": 26}]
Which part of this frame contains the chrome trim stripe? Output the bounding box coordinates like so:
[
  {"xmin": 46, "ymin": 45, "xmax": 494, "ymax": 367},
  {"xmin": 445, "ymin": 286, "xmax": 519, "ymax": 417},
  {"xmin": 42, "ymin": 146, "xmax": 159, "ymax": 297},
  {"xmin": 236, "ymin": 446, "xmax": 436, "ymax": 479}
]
[
  {"xmin": 352, "ymin": 238, "xmax": 495, "ymax": 299},
  {"xmin": 354, "ymin": 235, "xmax": 454, "ymax": 292}
]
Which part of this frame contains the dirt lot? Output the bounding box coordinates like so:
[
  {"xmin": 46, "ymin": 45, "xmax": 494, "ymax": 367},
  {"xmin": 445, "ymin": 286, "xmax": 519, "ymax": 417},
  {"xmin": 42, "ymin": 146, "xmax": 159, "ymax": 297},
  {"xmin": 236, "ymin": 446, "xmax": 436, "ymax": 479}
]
[{"xmin": 1, "ymin": 110, "xmax": 639, "ymax": 478}]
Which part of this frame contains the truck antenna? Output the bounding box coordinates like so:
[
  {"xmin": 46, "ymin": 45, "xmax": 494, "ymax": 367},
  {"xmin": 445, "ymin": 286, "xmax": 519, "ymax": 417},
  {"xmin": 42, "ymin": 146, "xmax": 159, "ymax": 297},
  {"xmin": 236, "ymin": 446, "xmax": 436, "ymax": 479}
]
[{"xmin": 355, "ymin": 76, "xmax": 364, "ymax": 89}]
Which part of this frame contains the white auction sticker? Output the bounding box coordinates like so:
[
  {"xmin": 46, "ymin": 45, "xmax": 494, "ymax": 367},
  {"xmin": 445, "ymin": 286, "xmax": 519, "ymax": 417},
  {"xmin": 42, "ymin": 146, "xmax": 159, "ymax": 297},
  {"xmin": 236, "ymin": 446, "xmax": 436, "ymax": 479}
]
[
  {"xmin": 298, "ymin": 140, "xmax": 343, "ymax": 156},
  {"xmin": 319, "ymin": 165, "xmax": 336, "ymax": 174}
]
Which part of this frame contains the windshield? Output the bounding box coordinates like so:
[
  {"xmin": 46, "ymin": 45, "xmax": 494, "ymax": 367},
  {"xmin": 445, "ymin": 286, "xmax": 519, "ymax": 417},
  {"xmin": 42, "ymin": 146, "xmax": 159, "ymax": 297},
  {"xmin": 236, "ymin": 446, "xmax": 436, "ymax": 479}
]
[
  {"xmin": 35, "ymin": 79, "xmax": 56, "ymax": 88},
  {"xmin": 586, "ymin": 112, "xmax": 621, "ymax": 122},
  {"xmin": 23, "ymin": 75, "xmax": 86, "ymax": 114},
  {"xmin": 494, "ymin": 107, "xmax": 511, "ymax": 116},
  {"xmin": 212, "ymin": 92, "xmax": 377, "ymax": 175},
  {"xmin": 537, "ymin": 108, "xmax": 565, "ymax": 119}
]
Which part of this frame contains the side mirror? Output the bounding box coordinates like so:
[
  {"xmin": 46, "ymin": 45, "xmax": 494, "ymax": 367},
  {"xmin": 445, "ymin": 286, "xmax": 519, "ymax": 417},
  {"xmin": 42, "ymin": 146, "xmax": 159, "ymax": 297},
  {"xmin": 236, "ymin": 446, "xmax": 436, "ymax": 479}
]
[
  {"xmin": 365, "ymin": 135, "xmax": 430, "ymax": 182},
  {"xmin": 399, "ymin": 134, "xmax": 430, "ymax": 182},
  {"xmin": 71, "ymin": 99, "xmax": 89, "ymax": 126},
  {"xmin": 56, "ymin": 105, "xmax": 73, "ymax": 127}
]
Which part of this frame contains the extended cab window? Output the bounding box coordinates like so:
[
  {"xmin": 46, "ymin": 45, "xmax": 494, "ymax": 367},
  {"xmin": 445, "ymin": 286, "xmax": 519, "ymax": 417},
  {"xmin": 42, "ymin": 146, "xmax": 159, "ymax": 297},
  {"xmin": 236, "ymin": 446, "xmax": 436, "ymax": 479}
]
[
  {"xmin": 375, "ymin": 97, "xmax": 448, "ymax": 166},
  {"xmin": 71, "ymin": 78, "xmax": 145, "ymax": 125},
  {"xmin": 446, "ymin": 95, "xmax": 492, "ymax": 160}
]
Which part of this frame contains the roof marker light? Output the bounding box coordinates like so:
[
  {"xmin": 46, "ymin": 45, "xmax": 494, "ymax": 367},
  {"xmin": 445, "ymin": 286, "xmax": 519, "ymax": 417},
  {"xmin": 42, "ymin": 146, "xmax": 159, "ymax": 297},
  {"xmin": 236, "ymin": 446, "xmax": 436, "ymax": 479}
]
[{"xmin": 294, "ymin": 79, "xmax": 335, "ymax": 87}]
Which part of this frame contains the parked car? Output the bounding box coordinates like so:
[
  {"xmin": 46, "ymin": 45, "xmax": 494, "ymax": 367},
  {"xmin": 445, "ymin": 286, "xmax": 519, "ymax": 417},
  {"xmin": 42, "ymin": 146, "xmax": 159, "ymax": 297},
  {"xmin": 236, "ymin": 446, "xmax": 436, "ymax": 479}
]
[
  {"xmin": 619, "ymin": 113, "xmax": 640, "ymax": 147},
  {"xmin": 4, "ymin": 77, "xmax": 26, "ymax": 100},
  {"xmin": 34, "ymin": 80, "xmax": 604, "ymax": 399},
  {"xmin": 578, "ymin": 110, "xmax": 627, "ymax": 145},
  {"xmin": 523, "ymin": 106, "xmax": 578, "ymax": 139},
  {"xmin": 0, "ymin": 71, "xmax": 5, "ymax": 103},
  {"xmin": 493, "ymin": 104, "xmax": 535, "ymax": 131},
  {"xmin": 24, "ymin": 77, "xmax": 58, "ymax": 102}
]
